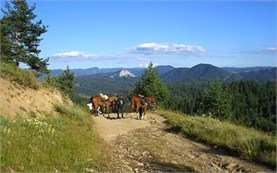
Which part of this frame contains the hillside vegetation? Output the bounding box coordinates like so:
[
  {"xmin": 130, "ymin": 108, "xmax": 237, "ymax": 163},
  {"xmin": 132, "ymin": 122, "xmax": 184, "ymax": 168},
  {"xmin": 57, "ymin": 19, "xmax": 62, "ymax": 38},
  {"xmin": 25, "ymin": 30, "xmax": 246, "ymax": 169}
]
[
  {"xmin": 0, "ymin": 64, "xmax": 113, "ymax": 172},
  {"xmin": 0, "ymin": 63, "xmax": 40, "ymax": 89},
  {"xmin": 165, "ymin": 79, "xmax": 276, "ymax": 133},
  {"xmin": 0, "ymin": 104, "xmax": 113, "ymax": 172},
  {"xmin": 75, "ymin": 73, "xmax": 138, "ymax": 96},
  {"xmin": 157, "ymin": 110, "xmax": 276, "ymax": 168}
]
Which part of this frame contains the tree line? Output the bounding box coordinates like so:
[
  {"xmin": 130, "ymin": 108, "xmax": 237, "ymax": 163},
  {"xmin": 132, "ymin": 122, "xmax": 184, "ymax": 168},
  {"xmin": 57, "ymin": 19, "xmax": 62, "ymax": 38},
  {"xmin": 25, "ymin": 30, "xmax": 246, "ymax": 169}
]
[{"xmin": 164, "ymin": 79, "xmax": 276, "ymax": 133}]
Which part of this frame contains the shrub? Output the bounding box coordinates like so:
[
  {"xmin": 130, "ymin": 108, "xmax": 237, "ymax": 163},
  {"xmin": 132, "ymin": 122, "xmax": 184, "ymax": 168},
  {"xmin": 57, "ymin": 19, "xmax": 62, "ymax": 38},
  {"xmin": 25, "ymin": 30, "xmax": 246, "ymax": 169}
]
[{"xmin": 0, "ymin": 63, "xmax": 40, "ymax": 89}]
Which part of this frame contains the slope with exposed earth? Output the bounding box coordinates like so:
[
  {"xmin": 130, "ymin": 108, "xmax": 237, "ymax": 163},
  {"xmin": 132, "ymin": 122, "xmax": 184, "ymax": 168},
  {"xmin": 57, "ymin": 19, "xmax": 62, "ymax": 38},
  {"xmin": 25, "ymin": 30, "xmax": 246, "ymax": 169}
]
[{"xmin": 0, "ymin": 77, "xmax": 72, "ymax": 118}]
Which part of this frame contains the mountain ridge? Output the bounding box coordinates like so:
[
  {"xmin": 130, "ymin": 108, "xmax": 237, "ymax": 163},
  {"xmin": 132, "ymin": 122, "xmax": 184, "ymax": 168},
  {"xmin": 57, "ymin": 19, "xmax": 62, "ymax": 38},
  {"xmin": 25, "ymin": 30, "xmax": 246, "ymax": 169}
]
[
  {"xmin": 49, "ymin": 65, "xmax": 275, "ymax": 78},
  {"xmin": 74, "ymin": 64, "xmax": 276, "ymax": 95}
]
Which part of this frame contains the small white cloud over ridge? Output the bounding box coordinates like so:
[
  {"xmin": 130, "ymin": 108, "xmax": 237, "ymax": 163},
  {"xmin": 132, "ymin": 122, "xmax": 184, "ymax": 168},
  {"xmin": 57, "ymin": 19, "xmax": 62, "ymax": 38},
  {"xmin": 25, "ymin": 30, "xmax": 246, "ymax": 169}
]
[
  {"xmin": 264, "ymin": 47, "xmax": 277, "ymax": 52},
  {"xmin": 53, "ymin": 51, "xmax": 95, "ymax": 58},
  {"xmin": 131, "ymin": 43, "xmax": 205, "ymax": 55}
]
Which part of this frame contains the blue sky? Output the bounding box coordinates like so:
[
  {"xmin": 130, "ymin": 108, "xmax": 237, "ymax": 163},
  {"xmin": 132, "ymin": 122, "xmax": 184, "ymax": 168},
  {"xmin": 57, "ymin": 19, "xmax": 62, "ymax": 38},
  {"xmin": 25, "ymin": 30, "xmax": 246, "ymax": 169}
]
[{"xmin": 2, "ymin": 1, "xmax": 277, "ymax": 69}]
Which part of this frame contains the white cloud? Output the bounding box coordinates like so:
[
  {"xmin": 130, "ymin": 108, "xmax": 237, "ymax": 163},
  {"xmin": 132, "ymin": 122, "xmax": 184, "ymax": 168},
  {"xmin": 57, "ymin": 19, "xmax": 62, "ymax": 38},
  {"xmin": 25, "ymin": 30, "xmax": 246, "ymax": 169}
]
[
  {"xmin": 138, "ymin": 62, "xmax": 159, "ymax": 68},
  {"xmin": 264, "ymin": 47, "xmax": 277, "ymax": 53},
  {"xmin": 131, "ymin": 43, "xmax": 205, "ymax": 55},
  {"xmin": 52, "ymin": 51, "xmax": 96, "ymax": 58},
  {"xmin": 137, "ymin": 57, "xmax": 148, "ymax": 60},
  {"xmin": 242, "ymin": 47, "xmax": 277, "ymax": 55}
]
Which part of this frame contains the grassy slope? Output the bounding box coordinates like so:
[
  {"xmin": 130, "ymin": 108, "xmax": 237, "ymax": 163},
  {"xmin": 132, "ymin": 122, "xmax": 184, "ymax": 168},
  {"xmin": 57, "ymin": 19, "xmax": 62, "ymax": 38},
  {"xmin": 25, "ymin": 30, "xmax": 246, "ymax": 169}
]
[
  {"xmin": 0, "ymin": 64, "xmax": 114, "ymax": 172},
  {"xmin": 0, "ymin": 63, "xmax": 40, "ymax": 89},
  {"xmin": 156, "ymin": 110, "xmax": 276, "ymax": 168},
  {"xmin": 0, "ymin": 104, "xmax": 113, "ymax": 172}
]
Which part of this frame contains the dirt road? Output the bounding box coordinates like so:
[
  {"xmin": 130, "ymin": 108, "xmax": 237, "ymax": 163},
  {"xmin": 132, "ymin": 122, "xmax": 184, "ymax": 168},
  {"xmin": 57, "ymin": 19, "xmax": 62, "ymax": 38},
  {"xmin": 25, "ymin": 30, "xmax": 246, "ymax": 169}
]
[{"xmin": 92, "ymin": 113, "xmax": 273, "ymax": 172}]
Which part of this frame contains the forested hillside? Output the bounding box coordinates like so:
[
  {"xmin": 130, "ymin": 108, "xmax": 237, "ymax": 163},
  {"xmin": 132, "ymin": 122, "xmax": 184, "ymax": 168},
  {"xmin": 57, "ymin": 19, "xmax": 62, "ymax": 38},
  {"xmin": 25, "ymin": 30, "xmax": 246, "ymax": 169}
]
[
  {"xmin": 74, "ymin": 73, "xmax": 138, "ymax": 96},
  {"xmin": 223, "ymin": 66, "xmax": 274, "ymax": 73},
  {"xmin": 161, "ymin": 64, "xmax": 276, "ymax": 83},
  {"xmin": 164, "ymin": 80, "xmax": 276, "ymax": 133},
  {"xmin": 225, "ymin": 68, "xmax": 277, "ymax": 82}
]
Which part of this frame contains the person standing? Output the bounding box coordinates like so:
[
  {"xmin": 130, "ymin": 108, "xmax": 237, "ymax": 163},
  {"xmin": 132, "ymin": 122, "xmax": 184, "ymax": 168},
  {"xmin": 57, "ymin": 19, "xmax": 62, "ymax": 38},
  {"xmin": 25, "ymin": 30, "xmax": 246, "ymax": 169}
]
[{"xmin": 116, "ymin": 96, "xmax": 124, "ymax": 118}]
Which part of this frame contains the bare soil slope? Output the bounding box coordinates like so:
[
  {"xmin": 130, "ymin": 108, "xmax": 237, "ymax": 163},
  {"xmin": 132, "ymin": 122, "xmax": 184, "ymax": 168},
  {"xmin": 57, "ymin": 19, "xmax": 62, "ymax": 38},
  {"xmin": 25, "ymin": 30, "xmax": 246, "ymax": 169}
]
[
  {"xmin": 93, "ymin": 113, "xmax": 273, "ymax": 172},
  {"xmin": 0, "ymin": 77, "xmax": 72, "ymax": 118}
]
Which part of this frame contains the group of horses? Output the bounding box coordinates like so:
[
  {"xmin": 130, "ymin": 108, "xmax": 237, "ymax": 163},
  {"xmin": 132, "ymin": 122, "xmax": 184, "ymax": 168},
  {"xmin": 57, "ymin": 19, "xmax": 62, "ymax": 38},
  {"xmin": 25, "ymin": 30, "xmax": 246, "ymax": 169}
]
[{"xmin": 88, "ymin": 95, "xmax": 156, "ymax": 119}]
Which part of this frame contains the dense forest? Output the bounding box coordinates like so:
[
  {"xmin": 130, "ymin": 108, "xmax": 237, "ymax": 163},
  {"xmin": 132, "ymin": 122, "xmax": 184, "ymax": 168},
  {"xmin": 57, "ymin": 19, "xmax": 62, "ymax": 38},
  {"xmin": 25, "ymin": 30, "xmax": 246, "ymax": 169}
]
[
  {"xmin": 74, "ymin": 75, "xmax": 138, "ymax": 96},
  {"xmin": 164, "ymin": 79, "xmax": 276, "ymax": 133}
]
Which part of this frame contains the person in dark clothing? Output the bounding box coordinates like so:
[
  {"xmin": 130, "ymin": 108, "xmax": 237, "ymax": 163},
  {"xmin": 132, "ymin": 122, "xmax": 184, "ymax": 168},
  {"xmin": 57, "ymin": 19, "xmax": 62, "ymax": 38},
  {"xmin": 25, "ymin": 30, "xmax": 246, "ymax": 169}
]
[
  {"xmin": 138, "ymin": 95, "xmax": 147, "ymax": 119},
  {"xmin": 116, "ymin": 96, "xmax": 124, "ymax": 118}
]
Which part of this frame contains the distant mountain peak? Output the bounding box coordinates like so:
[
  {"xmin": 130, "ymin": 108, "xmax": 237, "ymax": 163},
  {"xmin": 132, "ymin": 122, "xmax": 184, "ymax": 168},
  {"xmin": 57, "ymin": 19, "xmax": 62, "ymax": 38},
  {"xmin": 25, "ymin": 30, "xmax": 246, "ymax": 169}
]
[{"xmin": 111, "ymin": 69, "xmax": 136, "ymax": 78}]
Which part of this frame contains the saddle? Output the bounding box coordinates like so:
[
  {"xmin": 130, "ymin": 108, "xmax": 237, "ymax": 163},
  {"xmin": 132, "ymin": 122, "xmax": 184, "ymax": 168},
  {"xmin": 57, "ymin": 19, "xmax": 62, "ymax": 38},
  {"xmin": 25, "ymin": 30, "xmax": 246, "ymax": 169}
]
[{"xmin": 99, "ymin": 93, "xmax": 108, "ymax": 100}]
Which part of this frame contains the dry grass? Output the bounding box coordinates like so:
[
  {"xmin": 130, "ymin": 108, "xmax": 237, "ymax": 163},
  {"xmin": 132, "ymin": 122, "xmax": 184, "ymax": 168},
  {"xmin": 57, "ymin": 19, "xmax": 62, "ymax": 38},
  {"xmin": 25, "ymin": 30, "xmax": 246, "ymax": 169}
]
[{"xmin": 157, "ymin": 110, "xmax": 276, "ymax": 168}]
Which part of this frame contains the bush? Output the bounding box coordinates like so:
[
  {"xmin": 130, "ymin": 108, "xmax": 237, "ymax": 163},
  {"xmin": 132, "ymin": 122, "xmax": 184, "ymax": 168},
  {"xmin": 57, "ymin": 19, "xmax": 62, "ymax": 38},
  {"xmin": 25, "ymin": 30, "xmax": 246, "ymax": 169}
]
[
  {"xmin": 0, "ymin": 63, "xmax": 40, "ymax": 89},
  {"xmin": 54, "ymin": 103, "xmax": 84, "ymax": 121},
  {"xmin": 157, "ymin": 110, "xmax": 276, "ymax": 168}
]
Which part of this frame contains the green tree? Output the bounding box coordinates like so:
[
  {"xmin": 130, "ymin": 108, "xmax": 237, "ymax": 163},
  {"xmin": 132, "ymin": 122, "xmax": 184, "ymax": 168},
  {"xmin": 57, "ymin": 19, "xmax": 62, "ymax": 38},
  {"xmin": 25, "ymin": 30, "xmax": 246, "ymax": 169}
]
[
  {"xmin": 55, "ymin": 66, "xmax": 76, "ymax": 94},
  {"xmin": 133, "ymin": 62, "xmax": 168, "ymax": 102},
  {"xmin": 1, "ymin": 0, "xmax": 48, "ymax": 73},
  {"xmin": 201, "ymin": 80, "xmax": 232, "ymax": 119}
]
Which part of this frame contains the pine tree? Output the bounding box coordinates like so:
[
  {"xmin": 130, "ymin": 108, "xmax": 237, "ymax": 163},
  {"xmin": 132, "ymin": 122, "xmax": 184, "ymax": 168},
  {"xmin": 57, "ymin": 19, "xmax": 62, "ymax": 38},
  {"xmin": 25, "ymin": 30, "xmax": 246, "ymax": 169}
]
[
  {"xmin": 133, "ymin": 62, "xmax": 168, "ymax": 102},
  {"xmin": 1, "ymin": 0, "xmax": 48, "ymax": 72},
  {"xmin": 201, "ymin": 80, "xmax": 232, "ymax": 119},
  {"xmin": 55, "ymin": 66, "xmax": 76, "ymax": 94}
]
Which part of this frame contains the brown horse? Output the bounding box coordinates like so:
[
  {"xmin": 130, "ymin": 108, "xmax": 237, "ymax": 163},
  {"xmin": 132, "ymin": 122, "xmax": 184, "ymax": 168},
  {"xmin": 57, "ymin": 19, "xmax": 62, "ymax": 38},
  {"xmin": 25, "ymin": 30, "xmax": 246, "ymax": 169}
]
[
  {"xmin": 102, "ymin": 101, "xmax": 112, "ymax": 118},
  {"xmin": 145, "ymin": 96, "xmax": 156, "ymax": 110},
  {"xmin": 107, "ymin": 96, "xmax": 117, "ymax": 108},
  {"xmin": 90, "ymin": 95, "xmax": 105, "ymax": 115},
  {"xmin": 129, "ymin": 95, "xmax": 148, "ymax": 119},
  {"xmin": 90, "ymin": 95, "xmax": 117, "ymax": 117}
]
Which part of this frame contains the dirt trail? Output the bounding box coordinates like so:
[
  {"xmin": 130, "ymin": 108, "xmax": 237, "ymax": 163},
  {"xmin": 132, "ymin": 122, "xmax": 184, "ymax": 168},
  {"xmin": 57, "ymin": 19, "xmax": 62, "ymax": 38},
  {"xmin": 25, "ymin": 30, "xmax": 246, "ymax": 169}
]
[{"xmin": 93, "ymin": 113, "xmax": 273, "ymax": 172}]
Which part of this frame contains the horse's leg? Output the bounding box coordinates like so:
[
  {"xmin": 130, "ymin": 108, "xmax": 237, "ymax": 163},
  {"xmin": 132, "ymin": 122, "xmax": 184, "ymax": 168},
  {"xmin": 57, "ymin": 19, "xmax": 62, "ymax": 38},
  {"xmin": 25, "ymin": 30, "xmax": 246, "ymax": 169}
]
[
  {"xmin": 92, "ymin": 102, "xmax": 96, "ymax": 116},
  {"xmin": 120, "ymin": 106, "xmax": 123, "ymax": 118},
  {"xmin": 139, "ymin": 106, "xmax": 144, "ymax": 120},
  {"xmin": 107, "ymin": 105, "xmax": 110, "ymax": 118},
  {"xmin": 116, "ymin": 106, "xmax": 120, "ymax": 118},
  {"xmin": 95, "ymin": 104, "xmax": 98, "ymax": 116},
  {"xmin": 136, "ymin": 105, "xmax": 140, "ymax": 119},
  {"xmin": 97, "ymin": 103, "xmax": 101, "ymax": 116},
  {"xmin": 144, "ymin": 106, "xmax": 147, "ymax": 120},
  {"xmin": 130, "ymin": 103, "xmax": 134, "ymax": 117},
  {"xmin": 102, "ymin": 107, "xmax": 105, "ymax": 116}
]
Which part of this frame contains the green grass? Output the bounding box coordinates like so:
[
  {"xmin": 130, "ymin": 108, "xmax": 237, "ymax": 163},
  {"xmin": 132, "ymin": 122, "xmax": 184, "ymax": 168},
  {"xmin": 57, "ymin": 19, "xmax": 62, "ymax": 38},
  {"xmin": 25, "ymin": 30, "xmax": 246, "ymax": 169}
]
[
  {"xmin": 54, "ymin": 103, "xmax": 84, "ymax": 121},
  {"xmin": 157, "ymin": 110, "xmax": 276, "ymax": 168},
  {"xmin": 0, "ymin": 63, "xmax": 40, "ymax": 89},
  {"xmin": 0, "ymin": 106, "xmax": 113, "ymax": 172}
]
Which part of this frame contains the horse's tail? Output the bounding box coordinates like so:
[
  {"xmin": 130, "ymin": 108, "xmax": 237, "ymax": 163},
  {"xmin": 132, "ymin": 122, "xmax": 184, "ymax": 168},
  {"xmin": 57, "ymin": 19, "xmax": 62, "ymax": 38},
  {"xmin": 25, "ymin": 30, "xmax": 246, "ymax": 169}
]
[{"xmin": 91, "ymin": 96, "xmax": 98, "ymax": 114}]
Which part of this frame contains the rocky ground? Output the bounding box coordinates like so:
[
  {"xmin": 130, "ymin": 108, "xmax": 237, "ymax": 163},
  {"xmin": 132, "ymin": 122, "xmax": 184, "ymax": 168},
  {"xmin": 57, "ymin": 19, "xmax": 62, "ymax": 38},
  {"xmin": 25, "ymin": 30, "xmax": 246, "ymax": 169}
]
[{"xmin": 92, "ymin": 113, "xmax": 273, "ymax": 173}]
